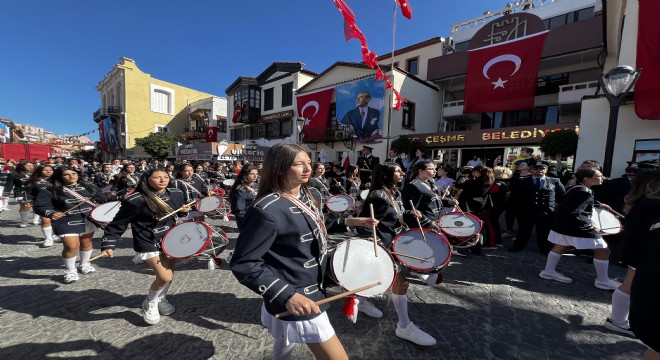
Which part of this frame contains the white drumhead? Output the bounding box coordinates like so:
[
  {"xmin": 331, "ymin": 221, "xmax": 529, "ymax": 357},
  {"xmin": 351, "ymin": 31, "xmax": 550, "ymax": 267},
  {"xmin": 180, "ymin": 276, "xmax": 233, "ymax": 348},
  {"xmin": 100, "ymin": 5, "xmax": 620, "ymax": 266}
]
[
  {"xmin": 197, "ymin": 196, "xmax": 223, "ymax": 213},
  {"xmin": 90, "ymin": 201, "xmax": 122, "ymax": 223},
  {"xmin": 326, "ymin": 195, "xmax": 353, "ymax": 212},
  {"xmin": 222, "ymin": 179, "xmax": 235, "ymax": 187},
  {"xmin": 161, "ymin": 222, "xmax": 211, "ymax": 258},
  {"xmin": 439, "ymin": 213, "xmax": 481, "ymax": 238},
  {"xmin": 360, "ymin": 190, "xmax": 369, "ymax": 200},
  {"xmin": 331, "ymin": 239, "xmax": 395, "ymax": 297},
  {"xmin": 392, "ymin": 229, "xmax": 451, "ymax": 272},
  {"xmin": 591, "ymin": 208, "xmax": 622, "ymax": 235}
]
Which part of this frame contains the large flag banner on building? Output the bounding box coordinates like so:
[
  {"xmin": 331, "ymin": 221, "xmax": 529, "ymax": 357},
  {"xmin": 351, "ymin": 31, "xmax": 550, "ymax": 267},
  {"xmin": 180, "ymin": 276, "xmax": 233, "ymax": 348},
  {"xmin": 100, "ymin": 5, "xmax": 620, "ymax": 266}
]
[
  {"xmin": 464, "ymin": 31, "xmax": 548, "ymax": 114},
  {"xmin": 205, "ymin": 126, "xmax": 218, "ymax": 143},
  {"xmin": 98, "ymin": 117, "xmax": 120, "ymax": 153},
  {"xmin": 336, "ymin": 76, "xmax": 386, "ymax": 143},
  {"xmin": 296, "ymin": 88, "xmax": 335, "ymax": 141},
  {"xmin": 635, "ymin": 0, "xmax": 660, "ymax": 120}
]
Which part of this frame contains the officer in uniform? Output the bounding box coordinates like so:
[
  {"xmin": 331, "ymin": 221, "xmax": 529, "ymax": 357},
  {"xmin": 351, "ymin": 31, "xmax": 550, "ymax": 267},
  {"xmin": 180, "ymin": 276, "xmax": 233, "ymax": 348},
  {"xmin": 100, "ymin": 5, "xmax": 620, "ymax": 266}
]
[
  {"xmin": 356, "ymin": 145, "xmax": 380, "ymax": 186},
  {"xmin": 508, "ymin": 162, "xmax": 566, "ymax": 254}
]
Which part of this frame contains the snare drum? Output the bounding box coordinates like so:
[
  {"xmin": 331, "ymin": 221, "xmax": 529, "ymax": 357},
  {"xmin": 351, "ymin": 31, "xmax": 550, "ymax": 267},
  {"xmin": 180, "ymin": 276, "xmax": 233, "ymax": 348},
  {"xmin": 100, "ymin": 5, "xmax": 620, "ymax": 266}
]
[
  {"xmin": 90, "ymin": 201, "xmax": 122, "ymax": 225},
  {"xmin": 222, "ymin": 179, "xmax": 235, "ymax": 187},
  {"xmin": 196, "ymin": 196, "xmax": 223, "ymax": 213},
  {"xmin": 161, "ymin": 222, "xmax": 212, "ymax": 258},
  {"xmin": 591, "ymin": 208, "xmax": 622, "ymax": 235},
  {"xmin": 392, "ymin": 229, "xmax": 452, "ymax": 273},
  {"xmin": 331, "ymin": 238, "xmax": 396, "ymax": 297},
  {"xmin": 326, "ymin": 194, "xmax": 354, "ymax": 214},
  {"xmin": 208, "ymin": 183, "xmax": 226, "ymax": 197},
  {"xmin": 438, "ymin": 212, "xmax": 482, "ymax": 248}
]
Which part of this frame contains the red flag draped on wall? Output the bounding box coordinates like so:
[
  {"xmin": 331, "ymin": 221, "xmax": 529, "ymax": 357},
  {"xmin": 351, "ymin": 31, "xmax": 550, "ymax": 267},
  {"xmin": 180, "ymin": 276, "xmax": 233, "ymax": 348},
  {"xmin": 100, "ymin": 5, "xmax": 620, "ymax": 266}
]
[
  {"xmin": 635, "ymin": 0, "xmax": 660, "ymax": 120},
  {"xmin": 205, "ymin": 126, "xmax": 218, "ymax": 143},
  {"xmin": 464, "ymin": 31, "xmax": 548, "ymax": 114},
  {"xmin": 296, "ymin": 88, "xmax": 335, "ymax": 141}
]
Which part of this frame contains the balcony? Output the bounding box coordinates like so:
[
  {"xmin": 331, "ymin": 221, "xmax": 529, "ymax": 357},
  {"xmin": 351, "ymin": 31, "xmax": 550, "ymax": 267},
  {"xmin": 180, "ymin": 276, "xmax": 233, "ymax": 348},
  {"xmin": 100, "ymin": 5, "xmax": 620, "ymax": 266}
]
[
  {"xmin": 302, "ymin": 127, "xmax": 351, "ymax": 143},
  {"xmin": 93, "ymin": 106, "xmax": 123, "ymax": 122},
  {"xmin": 558, "ymin": 81, "xmax": 598, "ymax": 104},
  {"xmin": 93, "ymin": 108, "xmax": 107, "ymax": 122},
  {"xmin": 107, "ymin": 106, "xmax": 122, "ymax": 114},
  {"xmin": 443, "ymin": 100, "xmax": 465, "ymax": 117}
]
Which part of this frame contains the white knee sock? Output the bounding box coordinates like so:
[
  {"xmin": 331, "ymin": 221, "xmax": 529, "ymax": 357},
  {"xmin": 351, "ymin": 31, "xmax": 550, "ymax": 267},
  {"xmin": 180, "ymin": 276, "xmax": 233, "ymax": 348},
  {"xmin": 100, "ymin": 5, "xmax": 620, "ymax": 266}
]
[
  {"xmin": 391, "ymin": 294, "xmax": 411, "ymax": 328},
  {"xmin": 593, "ymin": 258, "xmax": 611, "ymax": 282},
  {"xmin": 147, "ymin": 288, "xmax": 164, "ymax": 302},
  {"xmin": 19, "ymin": 211, "xmax": 29, "ymax": 223},
  {"xmin": 42, "ymin": 226, "xmax": 53, "ymax": 239},
  {"xmin": 160, "ymin": 283, "xmax": 172, "ymax": 299},
  {"xmin": 610, "ymin": 289, "xmax": 630, "ymax": 325},
  {"xmin": 415, "ymin": 272, "xmax": 439, "ymax": 286},
  {"xmin": 79, "ymin": 250, "xmax": 92, "ymax": 263},
  {"xmin": 273, "ymin": 337, "xmax": 295, "ymax": 360},
  {"xmin": 544, "ymin": 251, "xmax": 562, "ymax": 273},
  {"xmin": 32, "ymin": 213, "xmax": 40, "ymax": 222},
  {"xmin": 63, "ymin": 257, "xmax": 77, "ymax": 272}
]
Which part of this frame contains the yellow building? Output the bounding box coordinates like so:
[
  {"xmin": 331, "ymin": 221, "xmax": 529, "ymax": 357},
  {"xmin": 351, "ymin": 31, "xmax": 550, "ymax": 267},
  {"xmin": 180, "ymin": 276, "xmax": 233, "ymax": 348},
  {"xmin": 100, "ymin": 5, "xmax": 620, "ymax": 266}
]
[{"xmin": 94, "ymin": 57, "xmax": 220, "ymax": 159}]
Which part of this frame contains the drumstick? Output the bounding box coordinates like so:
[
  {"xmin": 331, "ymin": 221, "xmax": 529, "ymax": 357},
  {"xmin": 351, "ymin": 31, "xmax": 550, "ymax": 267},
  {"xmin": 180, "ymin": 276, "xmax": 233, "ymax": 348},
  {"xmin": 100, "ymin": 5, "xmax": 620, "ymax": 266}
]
[
  {"xmin": 409, "ymin": 200, "xmax": 427, "ymax": 242},
  {"xmin": 369, "ymin": 204, "xmax": 378, "ymax": 257},
  {"xmin": 390, "ymin": 252, "xmax": 433, "ymax": 262},
  {"xmin": 103, "ymin": 201, "xmax": 122, "ymax": 215},
  {"xmin": 157, "ymin": 200, "xmax": 197, "ymax": 221},
  {"xmin": 595, "ymin": 201, "xmax": 626, "ymax": 219},
  {"xmin": 85, "ymin": 253, "xmax": 107, "ymax": 263},
  {"xmin": 274, "ymin": 281, "xmax": 382, "ymax": 318},
  {"xmin": 63, "ymin": 201, "xmax": 87, "ymax": 215}
]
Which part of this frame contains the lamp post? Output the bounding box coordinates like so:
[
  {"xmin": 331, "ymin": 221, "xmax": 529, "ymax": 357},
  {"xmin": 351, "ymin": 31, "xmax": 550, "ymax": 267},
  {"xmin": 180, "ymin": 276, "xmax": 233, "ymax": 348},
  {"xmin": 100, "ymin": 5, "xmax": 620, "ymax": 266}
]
[
  {"xmin": 599, "ymin": 65, "xmax": 641, "ymax": 177},
  {"xmin": 296, "ymin": 118, "xmax": 306, "ymax": 143}
]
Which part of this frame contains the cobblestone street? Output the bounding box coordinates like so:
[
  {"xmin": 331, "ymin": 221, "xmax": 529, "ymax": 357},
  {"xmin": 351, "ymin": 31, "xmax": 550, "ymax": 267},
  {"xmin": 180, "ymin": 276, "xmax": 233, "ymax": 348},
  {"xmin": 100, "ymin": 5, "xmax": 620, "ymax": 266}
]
[{"xmin": 0, "ymin": 203, "xmax": 646, "ymax": 359}]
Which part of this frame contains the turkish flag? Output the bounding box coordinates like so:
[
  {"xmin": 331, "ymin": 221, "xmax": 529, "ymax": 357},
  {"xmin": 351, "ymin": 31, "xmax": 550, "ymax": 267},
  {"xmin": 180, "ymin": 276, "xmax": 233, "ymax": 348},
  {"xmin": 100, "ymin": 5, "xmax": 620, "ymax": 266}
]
[
  {"xmin": 396, "ymin": 0, "xmax": 413, "ymax": 19},
  {"xmin": 296, "ymin": 88, "xmax": 334, "ymax": 141},
  {"xmin": 464, "ymin": 31, "xmax": 548, "ymax": 114},
  {"xmin": 635, "ymin": 0, "xmax": 660, "ymax": 120},
  {"xmin": 206, "ymin": 126, "xmax": 218, "ymax": 142}
]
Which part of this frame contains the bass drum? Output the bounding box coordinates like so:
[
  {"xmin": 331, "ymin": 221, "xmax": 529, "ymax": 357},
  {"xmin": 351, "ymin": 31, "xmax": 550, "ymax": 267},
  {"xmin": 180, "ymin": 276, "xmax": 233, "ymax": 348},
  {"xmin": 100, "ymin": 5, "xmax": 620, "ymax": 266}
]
[
  {"xmin": 591, "ymin": 208, "xmax": 622, "ymax": 235},
  {"xmin": 161, "ymin": 222, "xmax": 212, "ymax": 259},
  {"xmin": 331, "ymin": 238, "xmax": 396, "ymax": 297},
  {"xmin": 392, "ymin": 229, "xmax": 452, "ymax": 273},
  {"xmin": 438, "ymin": 212, "xmax": 482, "ymax": 248}
]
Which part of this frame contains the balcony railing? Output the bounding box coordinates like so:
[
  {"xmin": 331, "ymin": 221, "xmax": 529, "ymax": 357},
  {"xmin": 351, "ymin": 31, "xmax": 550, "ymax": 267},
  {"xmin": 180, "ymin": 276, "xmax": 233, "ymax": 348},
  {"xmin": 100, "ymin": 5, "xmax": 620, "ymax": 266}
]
[
  {"xmin": 107, "ymin": 106, "xmax": 122, "ymax": 114},
  {"xmin": 301, "ymin": 127, "xmax": 351, "ymax": 143},
  {"xmin": 93, "ymin": 106, "xmax": 123, "ymax": 122},
  {"xmin": 558, "ymin": 81, "xmax": 598, "ymax": 104}
]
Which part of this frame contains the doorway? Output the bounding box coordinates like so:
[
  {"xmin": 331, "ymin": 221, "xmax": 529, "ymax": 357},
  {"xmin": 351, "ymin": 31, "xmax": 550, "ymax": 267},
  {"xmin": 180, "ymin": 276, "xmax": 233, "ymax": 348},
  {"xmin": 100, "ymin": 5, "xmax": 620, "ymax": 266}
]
[{"xmin": 461, "ymin": 148, "xmax": 506, "ymax": 168}]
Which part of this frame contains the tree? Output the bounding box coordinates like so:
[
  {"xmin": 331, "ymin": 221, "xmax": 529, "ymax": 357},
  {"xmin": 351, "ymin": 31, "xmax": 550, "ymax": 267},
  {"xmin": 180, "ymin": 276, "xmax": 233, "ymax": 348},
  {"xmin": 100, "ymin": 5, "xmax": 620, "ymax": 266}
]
[
  {"xmin": 539, "ymin": 129, "xmax": 579, "ymax": 171},
  {"xmin": 135, "ymin": 132, "xmax": 180, "ymax": 160},
  {"xmin": 390, "ymin": 136, "xmax": 421, "ymax": 157}
]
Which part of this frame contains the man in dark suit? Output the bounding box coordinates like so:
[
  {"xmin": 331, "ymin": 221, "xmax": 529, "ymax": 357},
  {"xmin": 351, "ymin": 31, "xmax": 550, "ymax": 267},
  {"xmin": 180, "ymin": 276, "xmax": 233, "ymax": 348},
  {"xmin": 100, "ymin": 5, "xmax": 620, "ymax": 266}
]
[
  {"xmin": 386, "ymin": 148, "xmax": 406, "ymax": 172},
  {"xmin": 356, "ymin": 145, "xmax": 380, "ymax": 185},
  {"xmin": 508, "ymin": 162, "xmax": 566, "ymax": 254},
  {"xmin": 340, "ymin": 91, "xmax": 381, "ymax": 139}
]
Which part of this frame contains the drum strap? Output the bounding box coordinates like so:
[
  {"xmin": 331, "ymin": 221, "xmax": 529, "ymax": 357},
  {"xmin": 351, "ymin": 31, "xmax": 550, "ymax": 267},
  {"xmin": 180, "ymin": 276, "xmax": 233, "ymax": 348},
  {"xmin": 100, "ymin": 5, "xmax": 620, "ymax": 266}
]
[
  {"xmin": 282, "ymin": 192, "xmax": 328, "ymax": 243},
  {"xmin": 63, "ymin": 187, "xmax": 98, "ymax": 207},
  {"xmin": 177, "ymin": 179, "xmax": 203, "ymax": 199}
]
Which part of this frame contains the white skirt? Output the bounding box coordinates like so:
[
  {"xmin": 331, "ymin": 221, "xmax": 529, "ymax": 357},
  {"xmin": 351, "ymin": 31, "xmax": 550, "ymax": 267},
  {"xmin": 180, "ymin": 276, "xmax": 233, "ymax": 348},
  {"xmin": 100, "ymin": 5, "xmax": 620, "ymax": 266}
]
[
  {"xmin": 260, "ymin": 303, "xmax": 335, "ymax": 345},
  {"xmin": 132, "ymin": 251, "xmax": 161, "ymax": 264},
  {"xmin": 548, "ymin": 230, "xmax": 608, "ymax": 249}
]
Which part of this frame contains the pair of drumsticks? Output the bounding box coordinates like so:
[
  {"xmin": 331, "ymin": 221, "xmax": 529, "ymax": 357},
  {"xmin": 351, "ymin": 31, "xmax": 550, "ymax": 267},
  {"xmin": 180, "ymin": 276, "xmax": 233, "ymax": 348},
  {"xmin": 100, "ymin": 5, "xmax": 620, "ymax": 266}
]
[{"xmin": 368, "ymin": 203, "xmax": 431, "ymax": 263}]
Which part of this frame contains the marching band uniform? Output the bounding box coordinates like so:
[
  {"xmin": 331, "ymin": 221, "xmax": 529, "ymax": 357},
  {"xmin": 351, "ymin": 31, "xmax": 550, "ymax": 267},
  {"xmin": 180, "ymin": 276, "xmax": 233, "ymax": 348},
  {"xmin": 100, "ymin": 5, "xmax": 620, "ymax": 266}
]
[
  {"xmin": 111, "ymin": 173, "xmax": 139, "ymax": 195},
  {"xmin": 30, "ymin": 178, "xmax": 54, "ymax": 246},
  {"xmin": 356, "ymin": 151, "xmax": 379, "ymax": 185},
  {"xmin": 229, "ymin": 182, "xmax": 258, "ymax": 230},
  {"xmin": 3, "ymin": 170, "xmax": 33, "ymax": 227},
  {"xmin": 401, "ymin": 178, "xmax": 446, "ymax": 230},
  {"xmin": 173, "ymin": 176, "xmax": 208, "ymax": 220},
  {"xmin": 94, "ymin": 171, "xmax": 114, "ymax": 188}
]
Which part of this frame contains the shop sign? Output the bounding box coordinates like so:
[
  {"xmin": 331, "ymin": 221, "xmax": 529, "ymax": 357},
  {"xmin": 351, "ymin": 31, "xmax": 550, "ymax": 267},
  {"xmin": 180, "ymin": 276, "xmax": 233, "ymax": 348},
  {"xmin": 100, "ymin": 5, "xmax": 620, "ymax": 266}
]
[
  {"xmin": 406, "ymin": 123, "xmax": 579, "ymax": 147},
  {"xmin": 176, "ymin": 143, "xmax": 216, "ymax": 161},
  {"xmin": 216, "ymin": 143, "xmax": 267, "ymax": 162},
  {"xmin": 260, "ymin": 110, "xmax": 293, "ymax": 122}
]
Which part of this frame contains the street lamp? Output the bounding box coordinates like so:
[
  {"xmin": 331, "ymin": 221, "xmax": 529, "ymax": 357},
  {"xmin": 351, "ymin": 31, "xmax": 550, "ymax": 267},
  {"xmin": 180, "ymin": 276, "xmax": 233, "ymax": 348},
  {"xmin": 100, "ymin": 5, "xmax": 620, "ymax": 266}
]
[
  {"xmin": 296, "ymin": 118, "xmax": 306, "ymax": 143},
  {"xmin": 599, "ymin": 65, "xmax": 641, "ymax": 177}
]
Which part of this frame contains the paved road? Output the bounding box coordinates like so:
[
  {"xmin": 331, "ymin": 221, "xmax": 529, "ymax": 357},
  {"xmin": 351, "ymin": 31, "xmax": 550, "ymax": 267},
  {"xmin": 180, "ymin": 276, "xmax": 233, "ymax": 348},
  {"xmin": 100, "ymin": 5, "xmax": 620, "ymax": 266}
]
[{"xmin": 0, "ymin": 203, "xmax": 645, "ymax": 359}]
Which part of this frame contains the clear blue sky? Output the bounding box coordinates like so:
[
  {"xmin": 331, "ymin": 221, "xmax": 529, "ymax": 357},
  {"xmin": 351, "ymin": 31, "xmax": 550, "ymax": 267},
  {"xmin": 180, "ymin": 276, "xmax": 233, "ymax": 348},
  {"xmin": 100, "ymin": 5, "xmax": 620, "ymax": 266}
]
[{"xmin": 0, "ymin": 0, "xmax": 492, "ymax": 139}]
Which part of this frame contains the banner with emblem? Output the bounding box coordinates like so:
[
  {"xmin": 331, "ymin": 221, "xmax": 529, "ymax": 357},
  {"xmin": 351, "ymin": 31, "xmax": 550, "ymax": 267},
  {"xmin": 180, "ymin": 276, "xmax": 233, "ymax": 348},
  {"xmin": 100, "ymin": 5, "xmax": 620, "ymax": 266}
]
[
  {"xmin": 296, "ymin": 88, "xmax": 335, "ymax": 141},
  {"xmin": 464, "ymin": 31, "xmax": 548, "ymax": 114},
  {"xmin": 336, "ymin": 76, "xmax": 385, "ymax": 144}
]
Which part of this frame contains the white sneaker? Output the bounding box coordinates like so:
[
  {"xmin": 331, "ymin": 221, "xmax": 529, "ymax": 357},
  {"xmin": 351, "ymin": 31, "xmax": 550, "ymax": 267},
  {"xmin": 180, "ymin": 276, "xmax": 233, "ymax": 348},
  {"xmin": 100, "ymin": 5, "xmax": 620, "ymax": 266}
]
[
  {"xmin": 604, "ymin": 317, "xmax": 634, "ymax": 336},
  {"xmin": 357, "ymin": 299, "xmax": 383, "ymax": 318},
  {"xmin": 43, "ymin": 238, "xmax": 54, "ymax": 247},
  {"xmin": 395, "ymin": 322, "xmax": 436, "ymax": 346},
  {"xmin": 64, "ymin": 270, "xmax": 80, "ymax": 283},
  {"xmin": 80, "ymin": 263, "xmax": 96, "ymax": 275},
  {"xmin": 158, "ymin": 298, "xmax": 176, "ymax": 316},
  {"xmin": 595, "ymin": 278, "xmax": 621, "ymax": 290},
  {"xmin": 142, "ymin": 299, "xmax": 161, "ymax": 325},
  {"xmin": 539, "ymin": 270, "xmax": 573, "ymax": 283},
  {"xmin": 18, "ymin": 223, "xmax": 28, "ymax": 228},
  {"xmin": 52, "ymin": 235, "xmax": 61, "ymax": 243}
]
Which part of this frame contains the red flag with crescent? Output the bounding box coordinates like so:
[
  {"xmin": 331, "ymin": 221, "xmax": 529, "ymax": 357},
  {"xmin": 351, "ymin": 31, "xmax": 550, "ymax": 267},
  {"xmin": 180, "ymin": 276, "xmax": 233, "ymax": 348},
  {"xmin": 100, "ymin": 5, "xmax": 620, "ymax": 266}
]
[
  {"xmin": 464, "ymin": 31, "xmax": 548, "ymax": 114},
  {"xmin": 635, "ymin": 0, "xmax": 660, "ymax": 120},
  {"xmin": 296, "ymin": 88, "xmax": 335, "ymax": 141},
  {"xmin": 396, "ymin": 0, "xmax": 413, "ymax": 19},
  {"xmin": 205, "ymin": 126, "xmax": 218, "ymax": 142}
]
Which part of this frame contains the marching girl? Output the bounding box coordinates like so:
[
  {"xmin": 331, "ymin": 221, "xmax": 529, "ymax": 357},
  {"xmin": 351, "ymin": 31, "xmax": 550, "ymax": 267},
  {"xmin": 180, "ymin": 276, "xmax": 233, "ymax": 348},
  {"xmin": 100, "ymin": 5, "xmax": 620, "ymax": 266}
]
[
  {"xmin": 27, "ymin": 165, "xmax": 56, "ymax": 247},
  {"xmin": 111, "ymin": 163, "xmax": 139, "ymax": 196},
  {"xmin": 173, "ymin": 164, "xmax": 209, "ymax": 222},
  {"xmin": 228, "ymin": 163, "xmax": 258, "ymax": 231},
  {"xmin": 3, "ymin": 160, "xmax": 36, "ymax": 228},
  {"xmin": 357, "ymin": 162, "xmax": 437, "ymax": 346},
  {"xmin": 100, "ymin": 168, "xmax": 190, "ymax": 325},
  {"xmin": 538, "ymin": 168, "xmax": 620, "ymax": 290},
  {"xmin": 308, "ymin": 163, "xmax": 331, "ymax": 201},
  {"xmin": 401, "ymin": 160, "xmax": 457, "ymax": 285},
  {"xmin": 230, "ymin": 144, "xmax": 376, "ymax": 360},
  {"xmin": 34, "ymin": 166, "xmax": 108, "ymax": 283}
]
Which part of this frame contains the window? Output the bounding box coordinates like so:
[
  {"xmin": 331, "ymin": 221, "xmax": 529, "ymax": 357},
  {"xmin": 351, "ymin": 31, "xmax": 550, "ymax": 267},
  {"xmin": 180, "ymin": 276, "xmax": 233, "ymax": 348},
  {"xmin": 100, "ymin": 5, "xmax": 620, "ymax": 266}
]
[
  {"xmin": 281, "ymin": 82, "xmax": 293, "ymax": 107},
  {"xmin": 217, "ymin": 119, "xmax": 227, "ymax": 133},
  {"xmin": 454, "ymin": 41, "xmax": 470, "ymax": 52},
  {"xmin": 150, "ymin": 84, "xmax": 175, "ymax": 115},
  {"xmin": 231, "ymin": 128, "xmax": 244, "ymax": 141},
  {"xmin": 267, "ymin": 122, "xmax": 281, "ymax": 138},
  {"xmin": 264, "ymin": 88, "xmax": 274, "ymax": 111},
  {"xmin": 402, "ymin": 101, "xmax": 416, "ymax": 130},
  {"xmin": 281, "ymin": 119, "xmax": 292, "ymax": 136},
  {"xmin": 406, "ymin": 58, "xmax": 418, "ymax": 75},
  {"xmin": 548, "ymin": 14, "xmax": 567, "ymax": 29},
  {"xmin": 155, "ymin": 125, "xmax": 169, "ymax": 133},
  {"xmin": 576, "ymin": 7, "xmax": 594, "ymax": 21}
]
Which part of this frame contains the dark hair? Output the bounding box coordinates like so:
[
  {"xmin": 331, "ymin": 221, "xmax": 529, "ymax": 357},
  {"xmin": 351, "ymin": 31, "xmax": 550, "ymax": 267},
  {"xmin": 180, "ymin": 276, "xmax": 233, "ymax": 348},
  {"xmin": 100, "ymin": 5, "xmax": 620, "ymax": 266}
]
[
  {"xmin": 27, "ymin": 164, "xmax": 54, "ymax": 185},
  {"xmin": 15, "ymin": 160, "xmax": 33, "ymax": 174},
  {"xmin": 230, "ymin": 164, "xmax": 258, "ymax": 196},
  {"xmin": 176, "ymin": 164, "xmax": 193, "ymax": 178},
  {"xmin": 346, "ymin": 164, "xmax": 358, "ymax": 180},
  {"xmin": 256, "ymin": 144, "xmax": 311, "ymax": 201},
  {"xmin": 574, "ymin": 168, "xmax": 598, "ymax": 184},
  {"xmin": 369, "ymin": 162, "xmax": 401, "ymax": 200},
  {"xmin": 580, "ymin": 160, "xmax": 602, "ymax": 171},
  {"xmin": 312, "ymin": 162, "xmax": 326, "ymax": 175},
  {"xmin": 414, "ymin": 148, "xmax": 430, "ymax": 159},
  {"xmin": 472, "ymin": 166, "xmax": 495, "ymax": 185},
  {"xmin": 521, "ymin": 147, "xmax": 534, "ymax": 155},
  {"xmin": 623, "ymin": 170, "xmax": 660, "ymax": 213},
  {"xmin": 49, "ymin": 166, "xmax": 99, "ymax": 204},
  {"xmin": 412, "ymin": 160, "xmax": 434, "ymax": 178}
]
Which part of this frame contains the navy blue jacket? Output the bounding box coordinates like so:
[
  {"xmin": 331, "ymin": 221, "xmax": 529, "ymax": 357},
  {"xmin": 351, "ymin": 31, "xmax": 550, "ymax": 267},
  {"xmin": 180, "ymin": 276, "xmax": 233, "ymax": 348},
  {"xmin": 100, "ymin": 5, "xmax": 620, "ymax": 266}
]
[{"xmin": 34, "ymin": 183, "xmax": 108, "ymax": 235}]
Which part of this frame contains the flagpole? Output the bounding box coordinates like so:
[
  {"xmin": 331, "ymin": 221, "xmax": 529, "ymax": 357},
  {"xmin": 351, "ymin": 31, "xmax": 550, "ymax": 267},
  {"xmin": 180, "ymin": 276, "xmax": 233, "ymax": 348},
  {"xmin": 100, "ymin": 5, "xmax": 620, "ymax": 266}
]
[{"xmin": 386, "ymin": 0, "xmax": 397, "ymax": 155}]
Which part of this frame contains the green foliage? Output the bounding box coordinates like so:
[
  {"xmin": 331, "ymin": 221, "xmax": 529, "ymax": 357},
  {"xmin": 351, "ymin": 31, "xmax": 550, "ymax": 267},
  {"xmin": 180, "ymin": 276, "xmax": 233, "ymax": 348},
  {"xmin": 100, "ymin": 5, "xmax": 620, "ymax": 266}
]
[
  {"xmin": 135, "ymin": 132, "xmax": 179, "ymax": 160},
  {"xmin": 539, "ymin": 129, "xmax": 578, "ymax": 158},
  {"xmin": 390, "ymin": 137, "xmax": 420, "ymax": 156},
  {"xmin": 71, "ymin": 149, "xmax": 96, "ymax": 162}
]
